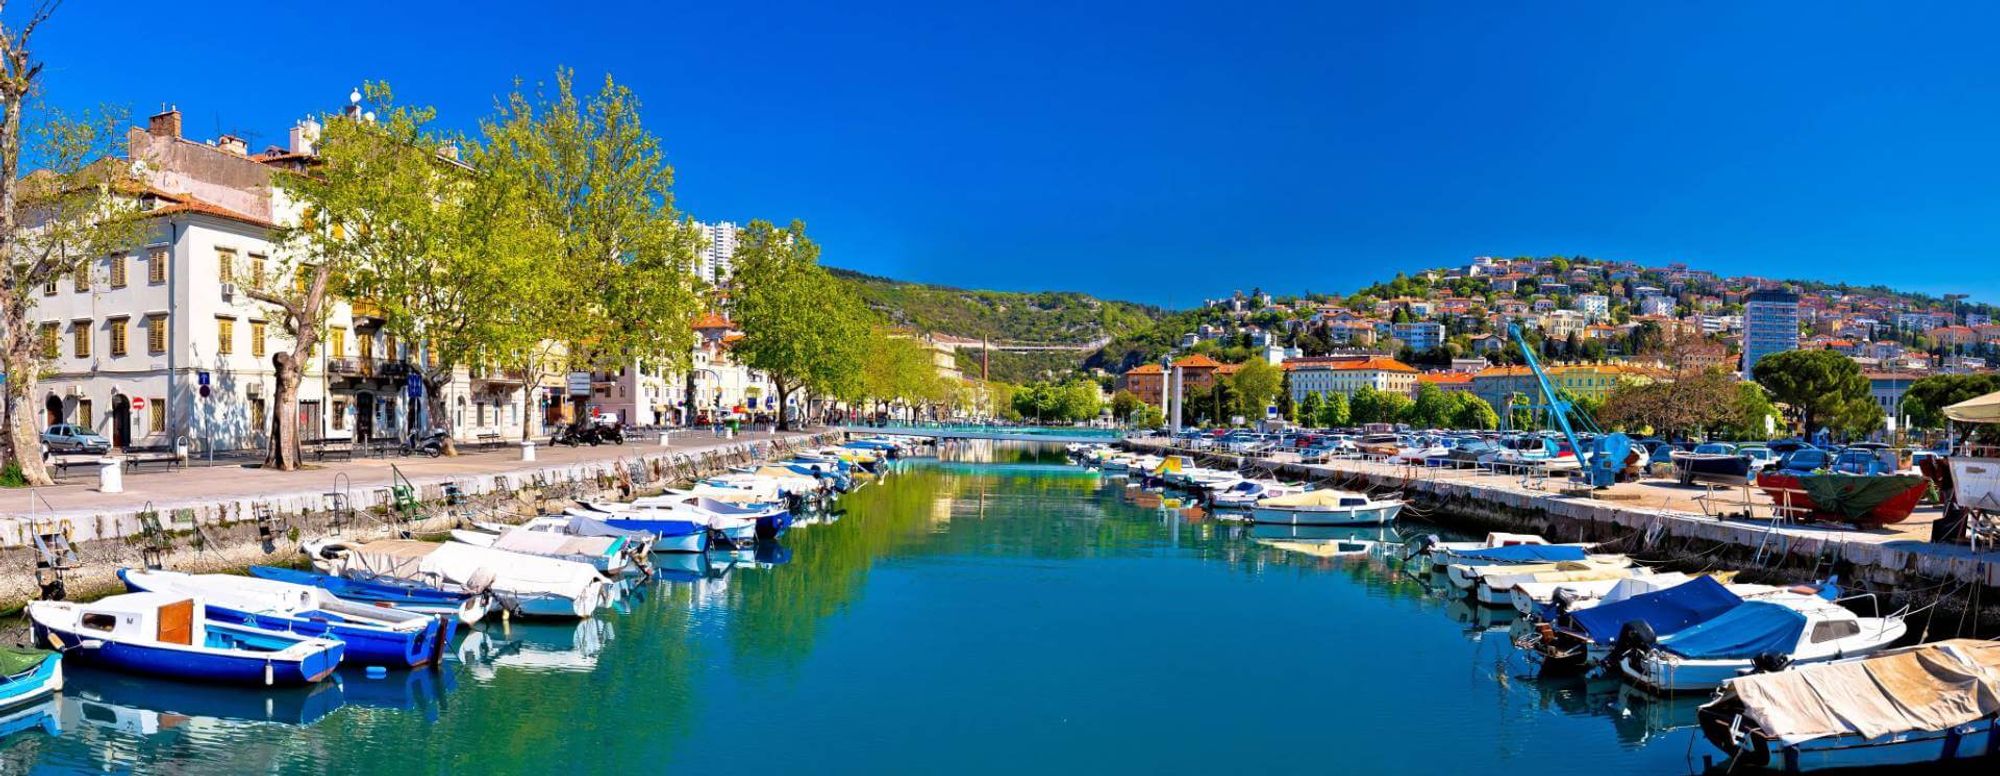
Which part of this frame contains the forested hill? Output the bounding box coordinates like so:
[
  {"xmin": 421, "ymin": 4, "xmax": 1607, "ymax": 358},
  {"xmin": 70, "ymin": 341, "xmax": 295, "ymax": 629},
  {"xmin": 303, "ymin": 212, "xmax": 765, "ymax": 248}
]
[{"xmin": 828, "ymin": 268, "xmax": 1164, "ymax": 345}]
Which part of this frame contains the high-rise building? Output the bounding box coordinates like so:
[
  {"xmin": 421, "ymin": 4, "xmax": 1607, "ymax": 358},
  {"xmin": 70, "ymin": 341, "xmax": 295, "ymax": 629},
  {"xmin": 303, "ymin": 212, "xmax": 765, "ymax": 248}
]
[
  {"xmin": 695, "ymin": 221, "xmax": 740, "ymax": 285},
  {"xmin": 1742, "ymin": 288, "xmax": 1801, "ymax": 378}
]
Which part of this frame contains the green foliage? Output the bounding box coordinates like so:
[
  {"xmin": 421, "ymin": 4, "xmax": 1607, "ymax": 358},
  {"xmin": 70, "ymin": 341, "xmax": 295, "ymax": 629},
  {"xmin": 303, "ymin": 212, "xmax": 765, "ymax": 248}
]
[
  {"xmin": 1348, "ymin": 385, "xmax": 1412, "ymax": 425},
  {"xmin": 1316, "ymin": 391, "xmax": 1350, "ymax": 428},
  {"xmin": 1010, "ymin": 380, "xmax": 1101, "ymax": 423},
  {"xmin": 0, "ymin": 461, "xmax": 24, "ymax": 488},
  {"xmin": 1229, "ymin": 359, "xmax": 1283, "ymax": 420},
  {"xmin": 1297, "ymin": 392, "xmax": 1323, "ymax": 426},
  {"xmin": 1752, "ymin": 349, "xmax": 1877, "ymax": 435},
  {"xmin": 1902, "ymin": 374, "xmax": 2000, "ymax": 430},
  {"xmin": 1109, "ymin": 389, "xmax": 1144, "ymax": 422},
  {"xmin": 1405, "ymin": 383, "xmax": 1452, "ymax": 428},
  {"xmin": 1448, "ymin": 393, "xmax": 1500, "ymax": 429},
  {"xmin": 731, "ymin": 220, "xmax": 876, "ymax": 425}
]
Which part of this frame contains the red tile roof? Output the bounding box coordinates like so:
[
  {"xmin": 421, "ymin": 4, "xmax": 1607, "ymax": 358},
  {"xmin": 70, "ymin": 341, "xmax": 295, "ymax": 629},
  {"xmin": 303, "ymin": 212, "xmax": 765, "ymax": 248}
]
[
  {"xmin": 692, "ymin": 312, "xmax": 736, "ymax": 330},
  {"xmin": 1172, "ymin": 354, "xmax": 1223, "ymax": 369}
]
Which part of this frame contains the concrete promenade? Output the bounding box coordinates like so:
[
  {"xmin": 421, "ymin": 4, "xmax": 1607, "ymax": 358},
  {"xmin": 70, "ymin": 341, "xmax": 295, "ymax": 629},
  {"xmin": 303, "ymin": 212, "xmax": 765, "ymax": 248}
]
[
  {"xmin": 2, "ymin": 428, "xmax": 827, "ymax": 544},
  {"xmin": 1130, "ymin": 440, "xmax": 2000, "ymax": 592}
]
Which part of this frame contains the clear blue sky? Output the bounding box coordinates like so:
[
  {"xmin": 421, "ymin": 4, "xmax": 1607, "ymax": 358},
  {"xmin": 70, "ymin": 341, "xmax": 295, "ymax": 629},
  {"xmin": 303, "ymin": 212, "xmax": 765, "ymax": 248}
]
[{"xmin": 34, "ymin": 1, "xmax": 2000, "ymax": 307}]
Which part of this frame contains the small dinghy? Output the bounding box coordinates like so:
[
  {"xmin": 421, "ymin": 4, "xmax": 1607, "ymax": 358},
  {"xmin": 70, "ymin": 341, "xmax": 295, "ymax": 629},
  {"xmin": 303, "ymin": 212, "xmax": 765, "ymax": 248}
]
[
  {"xmin": 0, "ymin": 647, "xmax": 61, "ymax": 713},
  {"xmin": 1473, "ymin": 564, "xmax": 1647, "ymax": 607},
  {"xmin": 307, "ymin": 539, "xmax": 612, "ymax": 619},
  {"xmin": 1210, "ymin": 479, "xmax": 1307, "ymax": 509},
  {"xmin": 31, "ymin": 593, "xmax": 344, "ymax": 685},
  {"xmin": 1409, "ymin": 532, "xmax": 1563, "ymax": 570},
  {"xmin": 1250, "ymin": 490, "xmax": 1403, "ymax": 526},
  {"xmin": 119, "ymin": 568, "xmax": 454, "ymax": 668},
  {"xmin": 450, "ymin": 528, "xmax": 634, "ymax": 575},
  {"xmin": 1698, "ymin": 639, "xmax": 2000, "ymax": 771},
  {"xmin": 1444, "ymin": 549, "xmax": 1631, "ymax": 591},
  {"xmin": 486, "ymin": 514, "xmax": 657, "ymax": 557},
  {"xmin": 248, "ymin": 565, "xmax": 489, "ymax": 625}
]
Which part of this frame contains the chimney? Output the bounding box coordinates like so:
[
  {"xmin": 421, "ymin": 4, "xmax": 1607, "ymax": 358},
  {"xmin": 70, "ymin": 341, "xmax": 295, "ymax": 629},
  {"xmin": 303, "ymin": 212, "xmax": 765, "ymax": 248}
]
[
  {"xmin": 288, "ymin": 117, "xmax": 320, "ymax": 155},
  {"xmin": 216, "ymin": 134, "xmax": 247, "ymax": 155},
  {"xmin": 148, "ymin": 107, "xmax": 181, "ymax": 138}
]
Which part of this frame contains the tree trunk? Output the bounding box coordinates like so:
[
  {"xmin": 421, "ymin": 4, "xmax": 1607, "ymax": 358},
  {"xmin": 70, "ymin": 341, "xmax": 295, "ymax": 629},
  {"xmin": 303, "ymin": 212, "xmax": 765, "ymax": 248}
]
[
  {"xmin": 264, "ymin": 352, "xmax": 305, "ymax": 470},
  {"xmin": 774, "ymin": 379, "xmax": 793, "ymax": 431},
  {"xmin": 5, "ymin": 357, "xmax": 52, "ymax": 486},
  {"xmin": 519, "ymin": 363, "xmax": 540, "ymax": 442}
]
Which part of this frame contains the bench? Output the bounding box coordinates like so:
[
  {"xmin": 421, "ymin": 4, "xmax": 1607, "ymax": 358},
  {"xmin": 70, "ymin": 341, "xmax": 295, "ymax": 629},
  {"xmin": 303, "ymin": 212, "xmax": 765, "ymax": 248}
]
[
  {"xmin": 122, "ymin": 445, "xmax": 186, "ymax": 472},
  {"xmin": 474, "ymin": 432, "xmax": 505, "ymax": 450},
  {"xmin": 309, "ymin": 437, "xmax": 356, "ymax": 462}
]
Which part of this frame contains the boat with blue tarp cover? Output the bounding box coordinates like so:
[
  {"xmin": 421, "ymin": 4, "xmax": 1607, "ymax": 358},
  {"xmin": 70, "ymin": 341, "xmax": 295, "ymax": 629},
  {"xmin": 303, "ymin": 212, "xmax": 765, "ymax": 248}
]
[
  {"xmin": 1525, "ymin": 575, "xmax": 1745, "ymax": 672},
  {"xmin": 248, "ymin": 566, "xmax": 490, "ymax": 626},
  {"xmin": 1617, "ymin": 595, "xmax": 1908, "ymax": 694},
  {"xmin": 1447, "ymin": 544, "xmax": 1590, "ymax": 566}
]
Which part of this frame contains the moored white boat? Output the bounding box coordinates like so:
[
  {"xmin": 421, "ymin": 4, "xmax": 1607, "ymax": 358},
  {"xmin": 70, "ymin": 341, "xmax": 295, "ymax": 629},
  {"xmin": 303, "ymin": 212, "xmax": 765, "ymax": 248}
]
[
  {"xmin": 450, "ymin": 528, "xmax": 634, "ymax": 575},
  {"xmin": 1250, "ymin": 490, "xmax": 1402, "ymax": 526},
  {"xmin": 308, "ymin": 539, "xmax": 612, "ymax": 619},
  {"xmin": 1617, "ymin": 594, "xmax": 1907, "ymax": 694},
  {"xmin": 30, "ymin": 593, "xmax": 345, "ymax": 685},
  {"xmin": 119, "ymin": 568, "xmax": 452, "ymax": 669}
]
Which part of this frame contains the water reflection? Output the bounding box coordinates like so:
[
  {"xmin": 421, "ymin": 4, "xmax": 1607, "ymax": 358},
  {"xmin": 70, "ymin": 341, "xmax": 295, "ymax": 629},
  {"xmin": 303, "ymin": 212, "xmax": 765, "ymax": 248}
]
[{"xmin": 3, "ymin": 442, "xmax": 1715, "ymax": 773}]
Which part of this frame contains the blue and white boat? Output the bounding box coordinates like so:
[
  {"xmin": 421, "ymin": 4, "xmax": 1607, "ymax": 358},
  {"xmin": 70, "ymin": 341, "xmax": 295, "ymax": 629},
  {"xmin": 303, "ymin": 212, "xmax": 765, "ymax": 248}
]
[
  {"xmin": 0, "ymin": 646, "xmax": 62, "ymax": 714},
  {"xmin": 119, "ymin": 568, "xmax": 454, "ymax": 669},
  {"xmin": 30, "ymin": 592, "xmax": 345, "ymax": 686},
  {"xmin": 568, "ymin": 505, "xmax": 714, "ymax": 552},
  {"xmin": 248, "ymin": 565, "xmax": 490, "ymax": 625}
]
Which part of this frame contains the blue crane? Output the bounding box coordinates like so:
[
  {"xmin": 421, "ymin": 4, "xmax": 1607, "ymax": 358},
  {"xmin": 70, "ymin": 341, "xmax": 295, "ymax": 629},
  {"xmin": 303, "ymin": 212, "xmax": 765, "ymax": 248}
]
[{"xmin": 1507, "ymin": 323, "xmax": 1631, "ymax": 488}]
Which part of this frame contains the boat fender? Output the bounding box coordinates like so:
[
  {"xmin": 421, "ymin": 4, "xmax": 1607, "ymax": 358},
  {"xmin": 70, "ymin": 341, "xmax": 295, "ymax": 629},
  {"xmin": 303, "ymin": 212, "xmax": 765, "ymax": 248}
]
[
  {"xmin": 1750, "ymin": 652, "xmax": 1792, "ymax": 674},
  {"xmin": 264, "ymin": 660, "xmax": 275, "ymax": 687}
]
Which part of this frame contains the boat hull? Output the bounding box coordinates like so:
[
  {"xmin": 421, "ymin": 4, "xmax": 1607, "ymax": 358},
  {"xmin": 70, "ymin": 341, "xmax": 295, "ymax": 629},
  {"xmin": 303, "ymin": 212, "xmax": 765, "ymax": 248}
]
[
  {"xmin": 33, "ymin": 622, "xmax": 342, "ymax": 686},
  {"xmin": 1757, "ymin": 472, "xmax": 1928, "ymax": 527},
  {"xmin": 1701, "ymin": 711, "xmax": 2000, "ymax": 772},
  {"xmin": 215, "ymin": 609, "xmax": 447, "ymax": 669},
  {"xmin": 0, "ymin": 655, "xmax": 61, "ymax": 711},
  {"xmin": 1249, "ymin": 502, "xmax": 1401, "ymax": 527}
]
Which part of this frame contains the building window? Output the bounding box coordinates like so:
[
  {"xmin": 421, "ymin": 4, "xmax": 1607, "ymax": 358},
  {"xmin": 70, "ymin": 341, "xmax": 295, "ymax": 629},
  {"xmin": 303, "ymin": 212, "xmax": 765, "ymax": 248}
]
[
  {"xmin": 149, "ymin": 247, "xmax": 168, "ymax": 284},
  {"xmin": 250, "ymin": 321, "xmax": 267, "ymax": 358},
  {"xmin": 72, "ymin": 320, "xmax": 90, "ymax": 358},
  {"xmin": 217, "ymin": 249, "xmax": 236, "ymax": 284},
  {"xmin": 216, "ymin": 317, "xmax": 235, "ymax": 355},
  {"xmin": 249, "ymin": 396, "xmax": 266, "ymax": 431},
  {"xmin": 76, "ymin": 399, "xmax": 92, "ymax": 429},
  {"xmin": 329, "ymin": 327, "xmax": 346, "ymax": 358},
  {"xmin": 109, "ymin": 317, "xmax": 128, "ymax": 357},
  {"xmin": 72, "ymin": 264, "xmax": 88, "ymax": 292},
  {"xmin": 149, "ymin": 400, "xmax": 165, "ymax": 431},
  {"xmin": 249, "ymin": 254, "xmax": 267, "ymax": 287},
  {"xmin": 109, "ymin": 254, "xmax": 127, "ymax": 288},
  {"xmin": 332, "ymin": 400, "xmax": 347, "ymax": 431},
  {"xmin": 148, "ymin": 315, "xmax": 167, "ymax": 354},
  {"xmin": 42, "ymin": 273, "xmax": 56, "ymax": 295}
]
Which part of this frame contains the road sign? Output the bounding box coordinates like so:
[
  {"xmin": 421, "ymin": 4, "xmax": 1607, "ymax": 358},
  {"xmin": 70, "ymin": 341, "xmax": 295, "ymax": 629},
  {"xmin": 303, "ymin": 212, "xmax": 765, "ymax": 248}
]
[
  {"xmin": 197, "ymin": 371, "xmax": 211, "ymax": 387},
  {"xmin": 130, "ymin": 397, "xmax": 146, "ymax": 411},
  {"xmin": 406, "ymin": 373, "xmax": 423, "ymax": 398},
  {"xmin": 199, "ymin": 385, "xmax": 211, "ymax": 399}
]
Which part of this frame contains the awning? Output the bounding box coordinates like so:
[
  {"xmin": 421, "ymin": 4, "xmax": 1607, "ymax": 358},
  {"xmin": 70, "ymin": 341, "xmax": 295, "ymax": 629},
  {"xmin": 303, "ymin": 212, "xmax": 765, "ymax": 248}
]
[{"xmin": 1945, "ymin": 390, "xmax": 2000, "ymax": 424}]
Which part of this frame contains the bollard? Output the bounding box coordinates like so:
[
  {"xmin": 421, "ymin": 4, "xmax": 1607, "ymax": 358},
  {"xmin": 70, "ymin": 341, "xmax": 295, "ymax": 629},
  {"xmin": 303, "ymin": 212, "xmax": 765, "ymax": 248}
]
[
  {"xmin": 98, "ymin": 457, "xmax": 124, "ymax": 493},
  {"xmin": 659, "ymin": 429, "xmax": 671, "ymax": 447},
  {"xmin": 520, "ymin": 441, "xmax": 537, "ymax": 462}
]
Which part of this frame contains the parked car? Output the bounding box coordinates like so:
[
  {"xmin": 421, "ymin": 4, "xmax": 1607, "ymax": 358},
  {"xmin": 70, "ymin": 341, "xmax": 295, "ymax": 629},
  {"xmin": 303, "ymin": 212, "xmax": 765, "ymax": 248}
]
[
  {"xmin": 1771, "ymin": 448, "xmax": 1832, "ymax": 475},
  {"xmin": 40, "ymin": 423, "xmax": 109, "ymax": 455},
  {"xmin": 1830, "ymin": 447, "xmax": 1890, "ymax": 475},
  {"xmin": 1739, "ymin": 445, "xmax": 1778, "ymax": 471}
]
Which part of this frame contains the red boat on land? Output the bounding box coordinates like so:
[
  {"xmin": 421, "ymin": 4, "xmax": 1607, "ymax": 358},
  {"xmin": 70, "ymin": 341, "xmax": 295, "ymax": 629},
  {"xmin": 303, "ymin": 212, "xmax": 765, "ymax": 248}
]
[{"xmin": 1757, "ymin": 472, "xmax": 1929, "ymax": 528}]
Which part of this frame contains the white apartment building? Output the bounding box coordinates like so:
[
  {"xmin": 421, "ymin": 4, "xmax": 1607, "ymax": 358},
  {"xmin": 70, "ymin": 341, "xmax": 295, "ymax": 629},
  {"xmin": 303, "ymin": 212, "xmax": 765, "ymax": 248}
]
[
  {"xmin": 1284, "ymin": 356, "xmax": 1419, "ymax": 406},
  {"xmin": 1574, "ymin": 294, "xmax": 1609, "ymax": 321},
  {"xmin": 34, "ymin": 108, "xmax": 555, "ymax": 452},
  {"xmin": 695, "ymin": 221, "xmax": 740, "ymax": 286}
]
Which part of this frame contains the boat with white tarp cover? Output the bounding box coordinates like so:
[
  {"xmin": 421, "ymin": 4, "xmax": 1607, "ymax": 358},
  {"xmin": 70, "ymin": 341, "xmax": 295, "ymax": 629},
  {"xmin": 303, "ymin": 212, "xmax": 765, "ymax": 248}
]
[{"xmin": 1699, "ymin": 638, "xmax": 2000, "ymax": 771}]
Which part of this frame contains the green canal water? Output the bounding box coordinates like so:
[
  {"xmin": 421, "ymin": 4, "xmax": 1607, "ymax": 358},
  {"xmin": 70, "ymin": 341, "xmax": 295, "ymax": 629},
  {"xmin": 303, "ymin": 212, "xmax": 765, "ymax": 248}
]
[{"xmin": 2, "ymin": 443, "xmax": 1713, "ymax": 774}]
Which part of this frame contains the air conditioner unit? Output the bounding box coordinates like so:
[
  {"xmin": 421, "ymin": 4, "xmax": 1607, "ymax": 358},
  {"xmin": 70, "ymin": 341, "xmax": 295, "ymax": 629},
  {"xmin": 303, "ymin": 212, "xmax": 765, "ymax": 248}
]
[
  {"xmin": 220, "ymin": 283, "xmax": 237, "ymax": 300},
  {"xmin": 65, "ymin": 385, "xmax": 82, "ymax": 397}
]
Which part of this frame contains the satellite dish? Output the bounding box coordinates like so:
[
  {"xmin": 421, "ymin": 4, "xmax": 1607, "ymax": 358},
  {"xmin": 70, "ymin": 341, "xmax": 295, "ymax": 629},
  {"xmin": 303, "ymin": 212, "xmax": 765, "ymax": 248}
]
[{"xmin": 349, "ymin": 89, "xmax": 362, "ymax": 105}]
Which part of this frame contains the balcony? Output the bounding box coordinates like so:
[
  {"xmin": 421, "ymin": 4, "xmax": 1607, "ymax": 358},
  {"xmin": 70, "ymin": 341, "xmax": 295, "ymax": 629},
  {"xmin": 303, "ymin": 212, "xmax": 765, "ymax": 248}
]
[
  {"xmin": 329, "ymin": 357, "xmax": 411, "ymax": 379},
  {"xmin": 472, "ymin": 366, "xmax": 527, "ymax": 384}
]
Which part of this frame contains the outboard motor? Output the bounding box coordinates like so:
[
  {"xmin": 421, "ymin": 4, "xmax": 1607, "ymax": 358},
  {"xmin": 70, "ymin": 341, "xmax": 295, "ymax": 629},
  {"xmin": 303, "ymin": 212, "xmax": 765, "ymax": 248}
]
[
  {"xmin": 1606, "ymin": 619, "xmax": 1658, "ymax": 669},
  {"xmin": 1403, "ymin": 534, "xmax": 1441, "ymax": 563},
  {"xmin": 1750, "ymin": 652, "xmax": 1793, "ymax": 674}
]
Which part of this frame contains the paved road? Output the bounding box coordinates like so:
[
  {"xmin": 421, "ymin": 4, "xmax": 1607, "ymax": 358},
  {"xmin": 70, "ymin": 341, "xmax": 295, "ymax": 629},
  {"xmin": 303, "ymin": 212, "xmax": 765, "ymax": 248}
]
[{"xmin": 7, "ymin": 428, "xmax": 824, "ymax": 518}]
